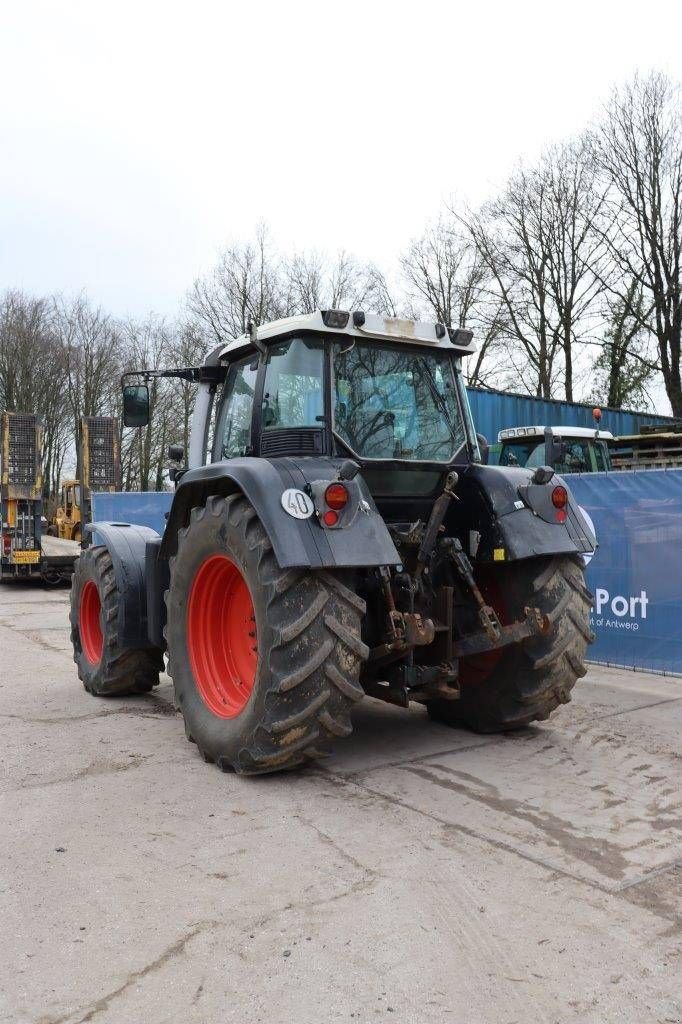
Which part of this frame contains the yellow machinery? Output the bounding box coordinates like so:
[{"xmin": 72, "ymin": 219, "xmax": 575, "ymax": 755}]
[
  {"xmin": 0, "ymin": 412, "xmax": 44, "ymax": 580},
  {"xmin": 52, "ymin": 478, "xmax": 83, "ymax": 541},
  {"xmin": 51, "ymin": 417, "xmax": 121, "ymax": 541}
]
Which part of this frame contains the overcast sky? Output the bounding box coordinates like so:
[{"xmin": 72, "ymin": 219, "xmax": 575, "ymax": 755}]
[{"xmin": 1, "ymin": 1, "xmax": 681, "ymax": 321}]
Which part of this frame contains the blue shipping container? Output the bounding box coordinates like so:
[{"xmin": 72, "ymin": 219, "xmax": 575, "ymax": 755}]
[{"xmin": 466, "ymin": 387, "xmax": 674, "ymax": 445}]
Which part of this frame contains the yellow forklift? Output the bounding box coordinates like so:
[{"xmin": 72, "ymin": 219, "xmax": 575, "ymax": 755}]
[
  {"xmin": 52, "ymin": 478, "xmax": 83, "ymax": 541},
  {"xmin": 50, "ymin": 417, "xmax": 121, "ymax": 542}
]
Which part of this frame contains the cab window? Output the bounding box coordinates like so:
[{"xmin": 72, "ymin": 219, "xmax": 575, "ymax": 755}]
[
  {"xmin": 261, "ymin": 337, "xmax": 324, "ymax": 429},
  {"xmin": 556, "ymin": 442, "xmax": 590, "ymax": 473},
  {"xmin": 213, "ymin": 357, "xmax": 258, "ymax": 460},
  {"xmin": 593, "ymin": 442, "xmax": 609, "ymax": 471}
]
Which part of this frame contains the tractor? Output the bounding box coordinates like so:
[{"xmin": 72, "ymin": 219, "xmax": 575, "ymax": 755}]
[{"xmin": 69, "ymin": 311, "xmax": 595, "ymax": 774}]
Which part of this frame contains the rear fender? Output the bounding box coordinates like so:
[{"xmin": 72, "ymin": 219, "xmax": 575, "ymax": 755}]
[
  {"xmin": 461, "ymin": 464, "xmax": 594, "ymax": 562},
  {"xmin": 160, "ymin": 457, "xmax": 400, "ymax": 569},
  {"xmin": 86, "ymin": 522, "xmax": 160, "ymax": 648}
]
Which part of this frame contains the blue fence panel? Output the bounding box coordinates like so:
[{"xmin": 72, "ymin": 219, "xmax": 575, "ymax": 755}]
[
  {"xmin": 466, "ymin": 387, "xmax": 674, "ymax": 444},
  {"xmin": 568, "ymin": 470, "xmax": 682, "ymax": 674},
  {"xmin": 92, "ymin": 474, "xmax": 682, "ymax": 675},
  {"xmin": 91, "ymin": 491, "xmax": 173, "ymax": 536}
]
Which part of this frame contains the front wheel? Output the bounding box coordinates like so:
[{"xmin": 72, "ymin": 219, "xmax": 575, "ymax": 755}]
[
  {"xmin": 165, "ymin": 494, "xmax": 368, "ymax": 775},
  {"xmin": 427, "ymin": 556, "xmax": 593, "ymax": 732},
  {"xmin": 70, "ymin": 546, "xmax": 164, "ymax": 695}
]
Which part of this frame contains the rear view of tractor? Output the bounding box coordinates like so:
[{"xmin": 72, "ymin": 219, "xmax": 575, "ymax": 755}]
[
  {"xmin": 0, "ymin": 412, "xmax": 44, "ymax": 581},
  {"xmin": 70, "ymin": 311, "xmax": 595, "ymax": 774}
]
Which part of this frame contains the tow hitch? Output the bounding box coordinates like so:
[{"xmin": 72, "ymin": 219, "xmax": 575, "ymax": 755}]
[{"xmin": 451, "ymin": 605, "xmax": 551, "ymax": 659}]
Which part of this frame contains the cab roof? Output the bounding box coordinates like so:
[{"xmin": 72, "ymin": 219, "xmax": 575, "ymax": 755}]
[
  {"xmin": 498, "ymin": 425, "xmax": 614, "ymax": 442},
  {"xmin": 217, "ymin": 310, "xmax": 476, "ymax": 361}
]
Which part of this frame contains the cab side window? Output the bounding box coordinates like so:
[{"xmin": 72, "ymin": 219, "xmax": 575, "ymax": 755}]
[
  {"xmin": 593, "ymin": 443, "xmax": 608, "ymax": 472},
  {"xmin": 213, "ymin": 358, "xmax": 258, "ymax": 461}
]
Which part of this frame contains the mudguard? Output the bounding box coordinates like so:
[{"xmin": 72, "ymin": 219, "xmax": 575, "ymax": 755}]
[
  {"xmin": 460, "ymin": 464, "xmax": 595, "ymax": 562},
  {"xmin": 86, "ymin": 522, "xmax": 161, "ymax": 648},
  {"xmin": 160, "ymin": 456, "xmax": 401, "ymax": 569}
]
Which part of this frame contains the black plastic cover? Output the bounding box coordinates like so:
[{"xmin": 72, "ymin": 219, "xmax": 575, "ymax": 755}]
[{"xmin": 161, "ymin": 457, "xmax": 401, "ymax": 569}]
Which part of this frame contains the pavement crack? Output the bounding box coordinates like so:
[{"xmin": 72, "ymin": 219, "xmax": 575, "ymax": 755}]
[
  {"xmin": 335, "ymin": 738, "xmax": 503, "ymax": 777},
  {"xmin": 18, "ymin": 754, "xmax": 157, "ymax": 790},
  {"xmin": 296, "ymin": 814, "xmax": 378, "ymax": 879},
  {"xmin": 37, "ymin": 920, "xmax": 219, "ymax": 1024},
  {"xmin": 0, "ymin": 703, "xmax": 176, "ymax": 726},
  {"xmin": 584, "ymin": 696, "xmax": 682, "ymax": 721}
]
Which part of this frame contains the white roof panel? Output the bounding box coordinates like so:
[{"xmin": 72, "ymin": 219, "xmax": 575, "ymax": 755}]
[{"xmin": 216, "ymin": 311, "xmax": 476, "ymax": 361}]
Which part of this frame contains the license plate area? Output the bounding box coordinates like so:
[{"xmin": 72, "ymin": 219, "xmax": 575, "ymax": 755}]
[{"xmin": 11, "ymin": 550, "xmax": 40, "ymax": 564}]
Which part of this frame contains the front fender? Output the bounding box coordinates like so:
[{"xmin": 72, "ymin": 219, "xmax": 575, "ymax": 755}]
[
  {"xmin": 160, "ymin": 457, "xmax": 400, "ymax": 570},
  {"xmin": 86, "ymin": 522, "xmax": 161, "ymax": 648}
]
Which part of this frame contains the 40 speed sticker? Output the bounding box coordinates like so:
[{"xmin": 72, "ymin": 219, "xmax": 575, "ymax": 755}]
[{"xmin": 281, "ymin": 488, "xmax": 314, "ymax": 519}]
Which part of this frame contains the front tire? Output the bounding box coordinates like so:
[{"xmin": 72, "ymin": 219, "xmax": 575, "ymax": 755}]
[
  {"xmin": 70, "ymin": 546, "xmax": 163, "ymax": 695},
  {"xmin": 165, "ymin": 494, "xmax": 368, "ymax": 774},
  {"xmin": 427, "ymin": 556, "xmax": 593, "ymax": 732}
]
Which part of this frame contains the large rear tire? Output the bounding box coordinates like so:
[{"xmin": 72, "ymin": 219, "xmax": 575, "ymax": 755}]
[
  {"xmin": 165, "ymin": 494, "xmax": 368, "ymax": 775},
  {"xmin": 427, "ymin": 556, "xmax": 593, "ymax": 732},
  {"xmin": 70, "ymin": 546, "xmax": 164, "ymax": 696}
]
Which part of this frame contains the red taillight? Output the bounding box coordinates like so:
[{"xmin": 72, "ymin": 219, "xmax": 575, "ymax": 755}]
[
  {"xmin": 555, "ymin": 508, "xmax": 567, "ymax": 523},
  {"xmin": 322, "ymin": 509, "xmax": 338, "ymax": 527},
  {"xmin": 324, "ymin": 483, "xmax": 349, "ymax": 511},
  {"xmin": 551, "ymin": 486, "xmax": 568, "ymax": 509},
  {"xmin": 2, "ymin": 535, "xmax": 10, "ymax": 556}
]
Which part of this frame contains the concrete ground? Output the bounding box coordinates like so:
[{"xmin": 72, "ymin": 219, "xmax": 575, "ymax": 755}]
[{"xmin": 0, "ymin": 583, "xmax": 680, "ymax": 1024}]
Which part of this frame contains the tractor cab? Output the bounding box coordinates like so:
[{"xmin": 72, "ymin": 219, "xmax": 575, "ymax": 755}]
[
  {"xmin": 207, "ymin": 311, "xmax": 480, "ymax": 468},
  {"xmin": 498, "ymin": 425, "xmax": 613, "ymax": 474}
]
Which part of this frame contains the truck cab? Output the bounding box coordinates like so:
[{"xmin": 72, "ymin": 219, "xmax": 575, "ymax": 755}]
[{"xmin": 498, "ymin": 425, "xmax": 613, "ymax": 473}]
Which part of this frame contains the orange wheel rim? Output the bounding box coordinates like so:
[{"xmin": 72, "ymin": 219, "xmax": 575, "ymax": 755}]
[
  {"xmin": 187, "ymin": 555, "xmax": 257, "ymax": 718},
  {"xmin": 80, "ymin": 580, "xmax": 103, "ymax": 665}
]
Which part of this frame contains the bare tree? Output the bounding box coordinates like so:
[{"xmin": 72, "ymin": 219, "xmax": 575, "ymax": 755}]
[
  {"xmin": 284, "ymin": 249, "xmax": 396, "ymax": 315},
  {"xmin": 593, "ymin": 72, "xmax": 682, "ymax": 414},
  {"xmin": 401, "ymin": 218, "xmax": 507, "ymax": 386},
  {"xmin": 464, "ymin": 140, "xmax": 606, "ymax": 400},
  {"xmin": 0, "ymin": 291, "xmax": 71, "ymax": 498},
  {"xmin": 120, "ymin": 316, "xmax": 178, "ymax": 491},
  {"xmin": 589, "ymin": 279, "xmax": 659, "ymax": 409},
  {"xmin": 168, "ymin": 321, "xmax": 208, "ymax": 457},
  {"xmin": 187, "ymin": 225, "xmax": 284, "ymax": 342},
  {"xmin": 54, "ymin": 294, "xmax": 122, "ymax": 479}
]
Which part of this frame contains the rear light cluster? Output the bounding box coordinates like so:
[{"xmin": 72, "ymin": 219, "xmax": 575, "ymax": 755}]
[
  {"xmin": 322, "ymin": 483, "xmax": 349, "ymax": 527},
  {"xmin": 2, "ymin": 534, "xmax": 11, "ymax": 556},
  {"xmin": 552, "ymin": 485, "xmax": 568, "ymax": 523}
]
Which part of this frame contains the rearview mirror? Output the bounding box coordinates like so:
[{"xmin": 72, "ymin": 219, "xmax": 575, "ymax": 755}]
[
  {"xmin": 122, "ymin": 384, "xmax": 150, "ymax": 428},
  {"xmin": 544, "ymin": 427, "xmax": 567, "ymax": 467}
]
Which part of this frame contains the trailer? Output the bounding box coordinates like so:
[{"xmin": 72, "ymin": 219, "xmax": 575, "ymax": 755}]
[
  {"xmin": 0, "ymin": 412, "xmax": 44, "ymax": 581},
  {"xmin": 1, "ymin": 411, "xmax": 80, "ymax": 586}
]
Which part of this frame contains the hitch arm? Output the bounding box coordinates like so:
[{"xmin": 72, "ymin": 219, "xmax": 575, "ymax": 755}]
[
  {"xmin": 415, "ymin": 471, "xmax": 459, "ymax": 579},
  {"xmin": 452, "ymin": 606, "xmax": 550, "ymax": 659},
  {"xmin": 441, "ymin": 537, "xmax": 502, "ymax": 643}
]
